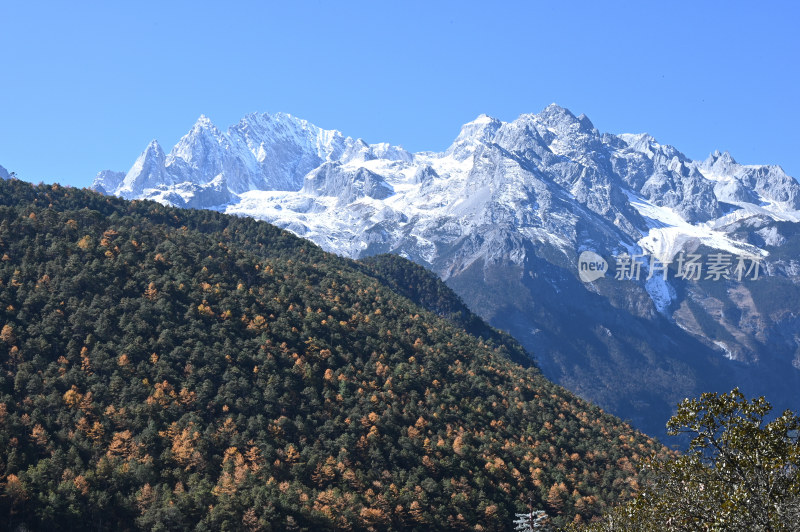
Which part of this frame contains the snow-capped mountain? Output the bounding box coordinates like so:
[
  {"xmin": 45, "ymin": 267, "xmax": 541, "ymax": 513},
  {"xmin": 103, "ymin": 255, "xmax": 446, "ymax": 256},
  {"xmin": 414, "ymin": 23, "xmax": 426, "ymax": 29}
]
[{"xmin": 94, "ymin": 105, "xmax": 800, "ymax": 440}]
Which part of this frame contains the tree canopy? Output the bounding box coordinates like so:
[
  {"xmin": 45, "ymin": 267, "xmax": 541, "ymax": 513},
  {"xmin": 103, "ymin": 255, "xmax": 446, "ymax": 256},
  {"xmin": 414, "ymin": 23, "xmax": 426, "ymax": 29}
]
[
  {"xmin": 0, "ymin": 179, "xmax": 668, "ymax": 530},
  {"xmin": 575, "ymin": 388, "xmax": 800, "ymax": 531}
]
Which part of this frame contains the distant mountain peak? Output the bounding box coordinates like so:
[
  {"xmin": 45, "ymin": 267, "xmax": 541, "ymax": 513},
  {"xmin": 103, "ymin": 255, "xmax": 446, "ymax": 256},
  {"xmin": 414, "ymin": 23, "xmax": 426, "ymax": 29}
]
[
  {"xmin": 195, "ymin": 113, "xmax": 213, "ymax": 125},
  {"xmin": 539, "ymin": 102, "xmax": 578, "ymax": 122},
  {"xmin": 542, "ymin": 102, "xmax": 573, "ymax": 114},
  {"xmin": 472, "ymin": 113, "xmax": 498, "ymax": 123},
  {"xmin": 446, "ymin": 114, "xmax": 503, "ymax": 160},
  {"xmin": 146, "ymin": 138, "xmax": 165, "ymax": 152},
  {"xmin": 458, "ymin": 113, "xmax": 502, "ymax": 132},
  {"xmin": 707, "ymin": 149, "xmax": 737, "ymax": 165}
]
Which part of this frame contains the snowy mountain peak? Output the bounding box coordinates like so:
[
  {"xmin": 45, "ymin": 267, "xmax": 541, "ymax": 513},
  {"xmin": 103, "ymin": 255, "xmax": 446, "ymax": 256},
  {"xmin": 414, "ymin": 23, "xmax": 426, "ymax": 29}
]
[
  {"xmin": 618, "ymin": 132, "xmax": 657, "ymax": 152},
  {"xmin": 146, "ymin": 139, "xmax": 165, "ymax": 154},
  {"xmin": 194, "ymin": 114, "xmax": 215, "ymax": 127},
  {"xmin": 234, "ymin": 112, "xmax": 340, "ymax": 144},
  {"xmin": 117, "ymin": 139, "xmax": 168, "ymax": 199},
  {"xmin": 618, "ymin": 133, "xmax": 690, "ymax": 165},
  {"xmin": 538, "ymin": 103, "xmax": 579, "ymax": 127},
  {"xmin": 701, "ymin": 150, "xmax": 738, "ymax": 174},
  {"xmin": 541, "ymin": 102, "xmax": 574, "ymax": 116},
  {"xmin": 472, "ymin": 113, "xmax": 498, "ymax": 125},
  {"xmin": 171, "ymin": 116, "xmax": 229, "ymax": 165},
  {"xmin": 696, "ymin": 149, "xmax": 800, "ymax": 209},
  {"xmin": 714, "ymin": 149, "xmax": 736, "ymax": 164},
  {"xmin": 446, "ymin": 114, "xmax": 503, "ymax": 160},
  {"xmin": 455, "ymin": 114, "xmax": 502, "ymax": 139}
]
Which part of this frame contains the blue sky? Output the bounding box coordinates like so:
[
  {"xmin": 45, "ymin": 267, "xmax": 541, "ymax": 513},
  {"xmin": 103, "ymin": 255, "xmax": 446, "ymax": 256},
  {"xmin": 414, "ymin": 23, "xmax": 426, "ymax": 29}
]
[{"xmin": 1, "ymin": 1, "xmax": 798, "ymax": 187}]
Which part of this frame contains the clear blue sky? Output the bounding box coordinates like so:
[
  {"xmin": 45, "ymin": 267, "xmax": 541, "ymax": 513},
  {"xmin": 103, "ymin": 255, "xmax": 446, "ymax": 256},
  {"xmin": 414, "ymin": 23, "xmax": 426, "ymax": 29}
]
[{"xmin": 1, "ymin": 1, "xmax": 798, "ymax": 187}]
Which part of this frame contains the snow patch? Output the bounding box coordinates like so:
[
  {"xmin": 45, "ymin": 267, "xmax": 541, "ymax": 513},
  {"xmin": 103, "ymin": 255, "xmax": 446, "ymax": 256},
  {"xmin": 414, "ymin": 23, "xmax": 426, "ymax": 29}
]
[
  {"xmin": 625, "ymin": 191, "xmax": 768, "ymax": 262},
  {"xmin": 714, "ymin": 341, "xmax": 736, "ymax": 361},
  {"xmin": 645, "ymin": 274, "xmax": 675, "ymax": 314}
]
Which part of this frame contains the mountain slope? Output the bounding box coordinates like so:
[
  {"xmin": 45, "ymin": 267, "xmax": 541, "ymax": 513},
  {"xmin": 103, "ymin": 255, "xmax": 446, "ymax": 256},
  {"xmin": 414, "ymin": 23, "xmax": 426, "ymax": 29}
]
[
  {"xmin": 0, "ymin": 179, "xmax": 667, "ymax": 530},
  {"xmin": 93, "ymin": 105, "xmax": 800, "ymax": 440},
  {"xmin": 358, "ymin": 253, "xmax": 532, "ymax": 368}
]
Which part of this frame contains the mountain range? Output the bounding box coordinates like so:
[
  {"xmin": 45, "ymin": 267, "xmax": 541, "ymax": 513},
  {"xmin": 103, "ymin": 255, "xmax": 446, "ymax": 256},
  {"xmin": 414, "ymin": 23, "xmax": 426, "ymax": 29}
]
[{"xmin": 93, "ymin": 104, "xmax": 800, "ymax": 440}]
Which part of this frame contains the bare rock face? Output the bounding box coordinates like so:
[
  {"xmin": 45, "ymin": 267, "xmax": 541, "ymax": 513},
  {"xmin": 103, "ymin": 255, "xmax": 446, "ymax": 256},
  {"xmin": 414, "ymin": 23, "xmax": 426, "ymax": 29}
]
[{"xmin": 303, "ymin": 164, "xmax": 394, "ymax": 204}]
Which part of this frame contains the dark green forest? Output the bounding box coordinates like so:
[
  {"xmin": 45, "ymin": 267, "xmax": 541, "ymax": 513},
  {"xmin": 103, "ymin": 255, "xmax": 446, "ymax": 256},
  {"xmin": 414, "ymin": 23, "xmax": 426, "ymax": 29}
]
[{"xmin": 0, "ymin": 179, "xmax": 668, "ymax": 530}]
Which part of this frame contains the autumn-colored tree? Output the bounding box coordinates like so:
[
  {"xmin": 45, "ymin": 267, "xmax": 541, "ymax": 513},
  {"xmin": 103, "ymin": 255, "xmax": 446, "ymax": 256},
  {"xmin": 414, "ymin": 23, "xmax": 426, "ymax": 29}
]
[
  {"xmin": 0, "ymin": 324, "xmax": 14, "ymax": 344},
  {"xmin": 546, "ymin": 482, "xmax": 567, "ymax": 515}
]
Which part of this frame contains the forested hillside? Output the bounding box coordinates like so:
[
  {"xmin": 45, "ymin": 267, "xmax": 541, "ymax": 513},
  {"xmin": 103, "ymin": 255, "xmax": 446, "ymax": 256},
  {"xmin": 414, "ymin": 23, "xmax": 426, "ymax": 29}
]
[
  {"xmin": 0, "ymin": 179, "xmax": 668, "ymax": 530},
  {"xmin": 358, "ymin": 254, "xmax": 532, "ymax": 368}
]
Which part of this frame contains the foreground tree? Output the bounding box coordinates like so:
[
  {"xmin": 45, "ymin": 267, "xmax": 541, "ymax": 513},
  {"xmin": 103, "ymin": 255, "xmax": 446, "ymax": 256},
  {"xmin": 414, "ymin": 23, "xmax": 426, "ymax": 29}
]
[{"xmin": 575, "ymin": 388, "xmax": 800, "ymax": 531}]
